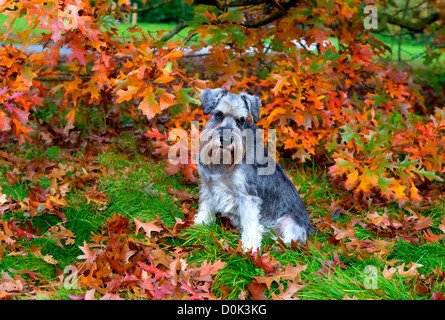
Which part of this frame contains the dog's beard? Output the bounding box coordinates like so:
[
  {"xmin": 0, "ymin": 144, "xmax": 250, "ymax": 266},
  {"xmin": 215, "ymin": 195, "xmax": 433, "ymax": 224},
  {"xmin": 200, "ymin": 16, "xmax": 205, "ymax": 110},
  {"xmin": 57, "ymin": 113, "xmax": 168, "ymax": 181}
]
[{"xmin": 199, "ymin": 128, "xmax": 244, "ymax": 170}]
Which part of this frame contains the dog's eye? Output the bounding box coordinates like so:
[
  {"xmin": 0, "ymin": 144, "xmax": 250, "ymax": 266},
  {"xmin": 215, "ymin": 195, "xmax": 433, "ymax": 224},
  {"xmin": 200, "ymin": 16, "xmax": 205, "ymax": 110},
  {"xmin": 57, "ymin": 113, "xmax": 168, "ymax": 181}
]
[
  {"xmin": 237, "ymin": 117, "xmax": 245, "ymax": 125},
  {"xmin": 215, "ymin": 111, "xmax": 223, "ymax": 119}
]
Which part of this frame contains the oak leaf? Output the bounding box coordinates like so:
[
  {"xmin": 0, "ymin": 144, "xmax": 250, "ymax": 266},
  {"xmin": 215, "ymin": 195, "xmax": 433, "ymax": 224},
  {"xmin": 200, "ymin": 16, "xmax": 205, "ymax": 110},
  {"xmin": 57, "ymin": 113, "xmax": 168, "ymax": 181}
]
[{"xmin": 134, "ymin": 218, "xmax": 163, "ymax": 238}]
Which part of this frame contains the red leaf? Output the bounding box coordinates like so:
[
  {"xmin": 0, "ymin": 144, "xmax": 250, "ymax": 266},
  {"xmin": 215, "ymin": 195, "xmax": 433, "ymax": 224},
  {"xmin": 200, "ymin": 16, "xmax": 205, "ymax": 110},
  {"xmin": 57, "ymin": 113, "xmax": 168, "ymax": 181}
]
[
  {"xmin": 179, "ymin": 281, "xmax": 204, "ymax": 300},
  {"xmin": 145, "ymin": 128, "xmax": 168, "ymax": 139},
  {"xmin": 432, "ymin": 291, "xmax": 445, "ymax": 300},
  {"xmin": 247, "ymin": 279, "xmax": 268, "ymax": 300},
  {"xmin": 137, "ymin": 260, "xmax": 172, "ymax": 281}
]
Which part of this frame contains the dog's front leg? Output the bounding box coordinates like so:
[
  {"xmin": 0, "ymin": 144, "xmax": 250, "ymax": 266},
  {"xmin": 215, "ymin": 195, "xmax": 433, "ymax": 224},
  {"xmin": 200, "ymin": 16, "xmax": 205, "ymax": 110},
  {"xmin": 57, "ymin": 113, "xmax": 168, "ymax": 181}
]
[
  {"xmin": 194, "ymin": 196, "xmax": 214, "ymax": 225},
  {"xmin": 239, "ymin": 196, "xmax": 264, "ymax": 252}
]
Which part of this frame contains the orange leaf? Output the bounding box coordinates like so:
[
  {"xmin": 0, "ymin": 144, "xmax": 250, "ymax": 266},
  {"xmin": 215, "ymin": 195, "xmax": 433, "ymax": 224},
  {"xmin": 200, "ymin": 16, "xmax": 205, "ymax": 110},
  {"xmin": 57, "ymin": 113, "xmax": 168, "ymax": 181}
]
[
  {"xmin": 409, "ymin": 181, "xmax": 422, "ymax": 203},
  {"xmin": 138, "ymin": 87, "xmax": 160, "ymax": 119},
  {"xmin": 116, "ymin": 86, "xmax": 140, "ymax": 103},
  {"xmin": 154, "ymin": 74, "xmax": 175, "ymax": 84},
  {"xmin": 344, "ymin": 169, "xmax": 359, "ymax": 190},
  {"xmin": 271, "ymin": 74, "xmax": 289, "ymax": 95},
  {"xmin": 157, "ymin": 87, "xmax": 175, "ymax": 110},
  {"xmin": 162, "ymin": 50, "xmax": 184, "ymax": 61},
  {"xmin": 134, "ymin": 218, "xmax": 163, "ymax": 238},
  {"xmin": 391, "ymin": 182, "xmax": 409, "ymax": 203}
]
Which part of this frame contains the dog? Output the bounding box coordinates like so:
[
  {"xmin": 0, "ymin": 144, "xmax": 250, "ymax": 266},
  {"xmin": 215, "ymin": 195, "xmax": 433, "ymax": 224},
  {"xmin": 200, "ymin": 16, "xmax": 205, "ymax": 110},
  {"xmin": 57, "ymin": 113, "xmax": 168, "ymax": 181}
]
[{"xmin": 194, "ymin": 88, "xmax": 315, "ymax": 252}]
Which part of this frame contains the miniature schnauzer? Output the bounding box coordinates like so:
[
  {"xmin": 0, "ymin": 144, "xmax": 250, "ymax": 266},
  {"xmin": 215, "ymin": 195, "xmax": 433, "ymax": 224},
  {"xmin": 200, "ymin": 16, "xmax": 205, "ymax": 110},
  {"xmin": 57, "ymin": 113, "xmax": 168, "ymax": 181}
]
[{"xmin": 194, "ymin": 88, "xmax": 314, "ymax": 252}]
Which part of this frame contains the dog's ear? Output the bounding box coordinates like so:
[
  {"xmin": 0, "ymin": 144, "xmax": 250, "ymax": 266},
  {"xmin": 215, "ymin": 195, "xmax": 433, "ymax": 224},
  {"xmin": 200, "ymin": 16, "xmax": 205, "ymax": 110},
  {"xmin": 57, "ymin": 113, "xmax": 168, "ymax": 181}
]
[
  {"xmin": 240, "ymin": 92, "xmax": 262, "ymax": 123},
  {"xmin": 201, "ymin": 88, "xmax": 228, "ymax": 115}
]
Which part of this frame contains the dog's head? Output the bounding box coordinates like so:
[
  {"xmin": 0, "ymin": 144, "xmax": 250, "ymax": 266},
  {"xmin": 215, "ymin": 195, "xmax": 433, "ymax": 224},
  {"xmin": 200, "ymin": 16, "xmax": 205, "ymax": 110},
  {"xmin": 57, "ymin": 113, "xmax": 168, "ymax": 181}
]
[
  {"xmin": 201, "ymin": 88, "xmax": 261, "ymax": 126},
  {"xmin": 199, "ymin": 88, "xmax": 262, "ymax": 169}
]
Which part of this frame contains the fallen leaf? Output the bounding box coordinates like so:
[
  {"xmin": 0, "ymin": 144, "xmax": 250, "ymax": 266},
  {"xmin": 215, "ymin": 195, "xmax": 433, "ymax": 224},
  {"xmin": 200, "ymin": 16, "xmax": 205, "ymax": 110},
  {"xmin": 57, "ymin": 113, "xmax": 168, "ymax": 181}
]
[
  {"xmin": 247, "ymin": 279, "xmax": 268, "ymax": 300},
  {"xmin": 134, "ymin": 218, "xmax": 163, "ymax": 238}
]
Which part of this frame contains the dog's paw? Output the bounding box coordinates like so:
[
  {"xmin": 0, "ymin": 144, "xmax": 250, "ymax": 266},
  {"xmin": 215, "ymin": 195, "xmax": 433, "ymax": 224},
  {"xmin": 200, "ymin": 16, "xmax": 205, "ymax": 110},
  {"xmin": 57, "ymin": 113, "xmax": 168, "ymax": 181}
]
[
  {"xmin": 241, "ymin": 238, "xmax": 261, "ymax": 253},
  {"xmin": 194, "ymin": 211, "xmax": 212, "ymax": 225}
]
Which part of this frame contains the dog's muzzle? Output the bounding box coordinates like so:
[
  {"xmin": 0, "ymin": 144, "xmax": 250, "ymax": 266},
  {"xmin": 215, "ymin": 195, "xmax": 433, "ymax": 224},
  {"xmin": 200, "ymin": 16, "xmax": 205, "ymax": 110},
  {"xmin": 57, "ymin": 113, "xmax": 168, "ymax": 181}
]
[{"xmin": 199, "ymin": 127, "xmax": 244, "ymax": 169}]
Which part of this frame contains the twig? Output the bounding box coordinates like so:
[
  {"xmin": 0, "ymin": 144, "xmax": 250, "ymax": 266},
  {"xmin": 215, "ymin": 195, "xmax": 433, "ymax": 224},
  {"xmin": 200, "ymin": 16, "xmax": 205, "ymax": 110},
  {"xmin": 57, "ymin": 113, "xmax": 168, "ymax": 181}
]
[{"xmin": 160, "ymin": 21, "xmax": 189, "ymax": 42}]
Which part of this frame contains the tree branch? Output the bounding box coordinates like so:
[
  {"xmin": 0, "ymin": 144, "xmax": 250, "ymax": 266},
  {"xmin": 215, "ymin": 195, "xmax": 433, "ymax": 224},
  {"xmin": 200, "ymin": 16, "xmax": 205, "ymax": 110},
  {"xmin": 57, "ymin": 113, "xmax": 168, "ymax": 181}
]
[
  {"xmin": 376, "ymin": 12, "xmax": 440, "ymax": 33},
  {"xmin": 160, "ymin": 21, "xmax": 189, "ymax": 42},
  {"xmin": 241, "ymin": 0, "xmax": 298, "ymax": 28},
  {"xmin": 130, "ymin": 0, "xmax": 170, "ymax": 13},
  {"xmin": 242, "ymin": 7, "xmax": 289, "ymax": 28}
]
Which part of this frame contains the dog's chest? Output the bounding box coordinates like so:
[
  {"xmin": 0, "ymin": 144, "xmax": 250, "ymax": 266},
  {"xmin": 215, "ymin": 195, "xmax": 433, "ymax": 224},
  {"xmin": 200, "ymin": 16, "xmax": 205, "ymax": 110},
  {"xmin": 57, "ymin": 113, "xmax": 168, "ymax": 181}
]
[{"xmin": 201, "ymin": 170, "xmax": 242, "ymax": 214}]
